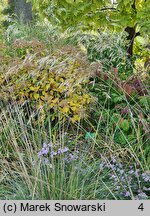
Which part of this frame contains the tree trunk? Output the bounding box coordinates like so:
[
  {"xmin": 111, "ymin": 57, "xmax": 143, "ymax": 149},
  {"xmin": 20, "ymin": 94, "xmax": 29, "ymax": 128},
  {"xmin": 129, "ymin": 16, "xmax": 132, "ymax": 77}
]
[
  {"xmin": 125, "ymin": 26, "xmax": 140, "ymax": 57},
  {"xmin": 124, "ymin": 0, "xmax": 138, "ymax": 57},
  {"xmin": 125, "ymin": 26, "xmax": 136, "ymax": 56}
]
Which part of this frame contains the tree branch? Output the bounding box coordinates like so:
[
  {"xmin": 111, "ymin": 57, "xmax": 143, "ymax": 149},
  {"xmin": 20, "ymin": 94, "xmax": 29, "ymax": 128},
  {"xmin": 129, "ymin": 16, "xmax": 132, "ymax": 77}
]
[{"xmin": 100, "ymin": 7, "xmax": 118, "ymax": 11}]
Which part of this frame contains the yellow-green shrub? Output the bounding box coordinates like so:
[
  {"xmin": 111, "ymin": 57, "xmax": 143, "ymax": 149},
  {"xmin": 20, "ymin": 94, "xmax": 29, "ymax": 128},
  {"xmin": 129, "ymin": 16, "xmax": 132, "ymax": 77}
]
[{"xmin": 1, "ymin": 42, "xmax": 98, "ymax": 123}]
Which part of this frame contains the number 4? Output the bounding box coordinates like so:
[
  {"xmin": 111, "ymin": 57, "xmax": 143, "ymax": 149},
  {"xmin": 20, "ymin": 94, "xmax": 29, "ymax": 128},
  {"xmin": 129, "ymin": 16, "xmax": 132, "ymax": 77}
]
[{"xmin": 138, "ymin": 203, "xmax": 144, "ymax": 211}]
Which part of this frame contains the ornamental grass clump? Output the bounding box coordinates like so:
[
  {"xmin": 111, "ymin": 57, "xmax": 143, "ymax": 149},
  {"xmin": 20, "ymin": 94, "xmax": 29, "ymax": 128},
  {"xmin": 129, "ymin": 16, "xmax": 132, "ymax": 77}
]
[{"xmin": 100, "ymin": 157, "xmax": 150, "ymax": 200}]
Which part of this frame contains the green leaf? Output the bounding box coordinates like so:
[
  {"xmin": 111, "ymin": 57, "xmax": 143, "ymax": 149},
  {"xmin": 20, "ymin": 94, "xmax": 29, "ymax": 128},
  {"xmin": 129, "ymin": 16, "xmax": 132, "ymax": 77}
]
[
  {"xmin": 111, "ymin": 113, "xmax": 121, "ymax": 124},
  {"xmin": 29, "ymin": 0, "xmax": 150, "ymax": 35},
  {"xmin": 120, "ymin": 119, "xmax": 130, "ymax": 132},
  {"xmin": 85, "ymin": 132, "xmax": 95, "ymax": 139},
  {"xmin": 114, "ymin": 131, "xmax": 127, "ymax": 145},
  {"xmin": 139, "ymin": 96, "xmax": 150, "ymax": 107}
]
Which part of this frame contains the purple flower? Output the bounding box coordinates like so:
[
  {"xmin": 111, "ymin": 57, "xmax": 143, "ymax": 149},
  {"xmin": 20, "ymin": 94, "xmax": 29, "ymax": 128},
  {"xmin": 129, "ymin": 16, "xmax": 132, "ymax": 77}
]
[
  {"xmin": 38, "ymin": 151, "xmax": 42, "ymax": 158},
  {"xmin": 135, "ymin": 192, "xmax": 148, "ymax": 200},
  {"xmin": 128, "ymin": 170, "xmax": 134, "ymax": 174},
  {"xmin": 117, "ymin": 163, "xmax": 123, "ymax": 169},
  {"xmin": 50, "ymin": 151, "xmax": 57, "ymax": 158},
  {"xmin": 43, "ymin": 143, "xmax": 47, "ymax": 148},
  {"xmin": 43, "ymin": 158, "xmax": 49, "ymax": 164},
  {"xmin": 65, "ymin": 153, "xmax": 78, "ymax": 162},
  {"xmin": 111, "ymin": 174, "xmax": 116, "ymax": 178},
  {"xmin": 110, "ymin": 164, "xmax": 116, "ymax": 170},
  {"xmin": 48, "ymin": 143, "xmax": 52, "ymax": 147},
  {"xmin": 123, "ymin": 191, "xmax": 131, "ymax": 197},
  {"xmin": 62, "ymin": 147, "xmax": 69, "ymax": 153},
  {"xmin": 143, "ymin": 187, "xmax": 150, "ymax": 191},
  {"xmin": 57, "ymin": 147, "xmax": 69, "ymax": 154},
  {"xmin": 99, "ymin": 163, "xmax": 105, "ymax": 170},
  {"xmin": 38, "ymin": 148, "xmax": 49, "ymax": 157},
  {"xmin": 115, "ymin": 186, "xmax": 121, "ymax": 190},
  {"xmin": 120, "ymin": 176, "xmax": 125, "ymax": 181},
  {"xmin": 135, "ymin": 169, "xmax": 140, "ymax": 177},
  {"xmin": 129, "ymin": 166, "xmax": 133, "ymax": 169},
  {"xmin": 57, "ymin": 149, "xmax": 62, "ymax": 154},
  {"xmin": 142, "ymin": 172, "xmax": 150, "ymax": 182},
  {"xmin": 38, "ymin": 142, "xmax": 51, "ymax": 158},
  {"xmin": 119, "ymin": 170, "xmax": 124, "ymax": 174},
  {"xmin": 41, "ymin": 147, "xmax": 49, "ymax": 155},
  {"xmin": 112, "ymin": 158, "xmax": 117, "ymax": 163}
]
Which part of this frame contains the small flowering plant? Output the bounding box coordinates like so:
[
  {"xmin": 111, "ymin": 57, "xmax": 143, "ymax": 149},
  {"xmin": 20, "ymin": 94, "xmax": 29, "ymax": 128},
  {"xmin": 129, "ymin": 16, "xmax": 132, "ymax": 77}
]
[
  {"xmin": 100, "ymin": 157, "xmax": 150, "ymax": 200},
  {"xmin": 38, "ymin": 142, "xmax": 69, "ymax": 160},
  {"xmin": 37, "ymin": 142, "xmax": 79, "ymax": 165}
]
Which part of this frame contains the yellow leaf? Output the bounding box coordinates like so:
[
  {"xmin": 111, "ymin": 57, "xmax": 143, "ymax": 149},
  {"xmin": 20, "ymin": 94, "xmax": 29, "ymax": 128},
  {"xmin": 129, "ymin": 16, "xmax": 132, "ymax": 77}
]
[
  {"xmin": 69, "ymin": 101, "xmax": 76, "ymax": 106},
  {"xmin": 30, "ymin": 86, "xmax": 35, "ymax": 91},
  {"xmin": 58, "ymin": 85, "xmax": 66, "ymax": 93},
  {"xmin": 83, "ymin": 94, "xmax": 89, "ymax": 99},
  {"xmin": 49, "ymin": 103, "xmax": 54, "ymax": 108},
  {"xmin": 71, "ymin": 115, "xmax": 80, "ymax": 123},
  {"xmin": 87, "ymin": 98, "xmax": 91, "ymax": 104},
  {"xmin": 45, "ymin": 84, "xmax": 50, "ymax": 90},
  {"xmin": 59, "ymin": 78, "xmax": 64, "ymax": 82},
  {"xmin": 40, "ymin": 96, "xmax": 45, "ymax": 100},
  {"xmin": 52, "ymin": 115, "xmax": 55, "ymax": 121},
  {"xmin": 50, "ymin": 91, "xmax": 54, "ymax": 96},
  {"xmin": 53, "ymin": 98, "xmax": 59, "ymax": 104},
  {"xmin": 59, "ymin": 100, "xmax": 68, "ymax": 107},
  {"xmin": 34, "ymin": 93, "xmax": 39, "ymax": 100},
  {"xmin": 70, "ymin": 106, "xmax": 77, "ymax": 112},
  {"xmin": 49, "ymin": 78, "xmax": 55, "ymax": 83},
  {"xmin": 40, "ymin": 109, "xmax": 45, "ymax": 114},
  {"xmin": 61, "ymin": 106, "xmax": 69, "ymax": 113}
]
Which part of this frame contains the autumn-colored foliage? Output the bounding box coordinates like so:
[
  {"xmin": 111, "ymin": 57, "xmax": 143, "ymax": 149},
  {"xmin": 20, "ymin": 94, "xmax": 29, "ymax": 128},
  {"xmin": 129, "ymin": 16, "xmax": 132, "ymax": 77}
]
[{"xmin": 0, "ymin": 40, "xmax": 97, "ymax": 123}]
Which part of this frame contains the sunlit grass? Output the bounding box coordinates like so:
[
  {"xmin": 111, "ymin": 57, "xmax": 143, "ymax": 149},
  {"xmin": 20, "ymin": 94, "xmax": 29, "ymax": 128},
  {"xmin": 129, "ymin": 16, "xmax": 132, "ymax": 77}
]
[{"xmin": 0, "ymin": 95, "xmax": 149, "ymax": 200}]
